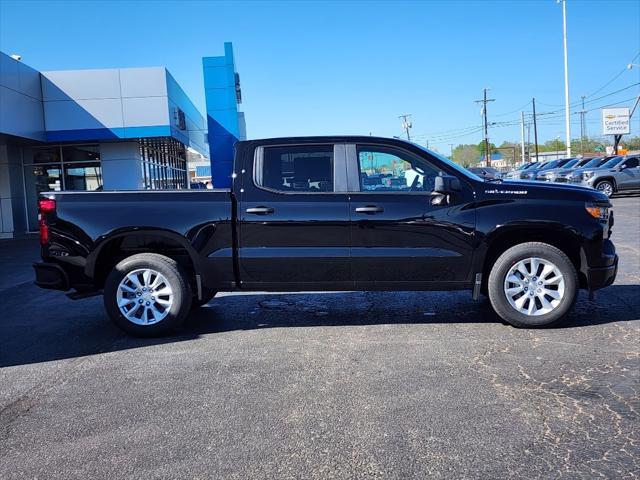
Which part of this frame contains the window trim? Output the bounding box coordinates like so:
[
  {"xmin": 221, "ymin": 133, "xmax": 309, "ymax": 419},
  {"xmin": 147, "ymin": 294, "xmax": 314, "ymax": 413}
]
[
  {"xmin": 252, "ymin": 143, "xmax": 346, "ymax": 195},
  {"xmin": 350, "ymin": 143, "xmax": 441, "ymax": 195}
]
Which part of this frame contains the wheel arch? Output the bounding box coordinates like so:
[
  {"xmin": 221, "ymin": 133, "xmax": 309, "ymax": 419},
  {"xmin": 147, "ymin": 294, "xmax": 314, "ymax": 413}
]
[
  {"xmin": 480, "ymin": 226, "xmax": 586, "ymax": 292},
  {"xmin": 87, "ymin": 229, "xmax": 201, "ymax": 289},
  {"xmin": 594, "ymin": 176, "xmax": 617, "ymax": 191}
]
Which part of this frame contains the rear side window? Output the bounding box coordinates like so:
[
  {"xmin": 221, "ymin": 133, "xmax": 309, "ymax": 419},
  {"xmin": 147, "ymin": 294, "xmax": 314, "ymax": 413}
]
[{"xmin": 257, "ymin": 145, "xmax": 334, "ymax": 192}]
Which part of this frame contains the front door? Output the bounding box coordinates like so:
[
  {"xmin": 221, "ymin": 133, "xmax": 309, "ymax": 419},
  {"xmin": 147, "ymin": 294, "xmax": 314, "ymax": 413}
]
[
  {"xmin": 618, "ymin": 157, "xmax": 640, "ymax": 190},
  {"xmin": 238, "ymin": 143, "xmax": 352, "ymax": 290},
  {"xmin": 348, "ymin": 143, "xmax": 476, "ymax": 289}
]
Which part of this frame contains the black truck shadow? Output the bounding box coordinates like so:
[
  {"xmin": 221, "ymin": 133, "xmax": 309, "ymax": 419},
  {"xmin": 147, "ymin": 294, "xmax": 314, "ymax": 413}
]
[{"xmin": 1, "ymin": 285, "xmax": 638, "ymax": 368}]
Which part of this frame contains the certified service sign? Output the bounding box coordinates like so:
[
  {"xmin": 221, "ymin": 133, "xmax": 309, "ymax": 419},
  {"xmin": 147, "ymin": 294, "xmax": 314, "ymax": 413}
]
[{"xmin": 602, "ymin": 107, "xmax": 630, "ymax": 135}]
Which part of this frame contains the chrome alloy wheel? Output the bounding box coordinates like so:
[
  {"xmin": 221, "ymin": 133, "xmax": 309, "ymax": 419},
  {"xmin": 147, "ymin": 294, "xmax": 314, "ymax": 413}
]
[
  {"xmin": 503, "ymin": 257, "xmax": 565, "ymax": 316},
  {"xmin": 596, "ymin": 182, "xmax": 613, "ymax": 197},
  {"xmin": 117, "ymin": 268, "xmax": 174, "ymax": 325}
]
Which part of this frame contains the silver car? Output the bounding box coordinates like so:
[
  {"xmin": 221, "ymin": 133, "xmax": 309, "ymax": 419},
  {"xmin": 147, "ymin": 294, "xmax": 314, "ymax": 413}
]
[
  {"xmin": 535, "ymin": 158, "xmax": 582, "ymax": 182},
  {"xmin": 553, "ymin": 157, "xmax": 605, "ymax": 183},
  {"xmin": 568, "ymin": 155, "xmax": 640, "ymax": 197}
]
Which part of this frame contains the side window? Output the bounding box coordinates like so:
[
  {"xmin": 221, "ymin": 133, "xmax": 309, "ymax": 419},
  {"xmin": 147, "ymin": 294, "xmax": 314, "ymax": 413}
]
[
  {"xmin": 624, "ymin": 158, "xmax": 639, "ymax": 168},
  {"xmin": 258, "ymin": 145, "xmax": 334, "ymax": 192},
  {"xmin": 357, "ymin": 145, "xmax": 441, "ymax": 192}
]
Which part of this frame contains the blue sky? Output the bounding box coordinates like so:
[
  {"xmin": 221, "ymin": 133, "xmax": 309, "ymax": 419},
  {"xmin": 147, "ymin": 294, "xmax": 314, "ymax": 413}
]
[{"xmin": 1, "ymin": 0, "xmax": 638, "ymax": 154}]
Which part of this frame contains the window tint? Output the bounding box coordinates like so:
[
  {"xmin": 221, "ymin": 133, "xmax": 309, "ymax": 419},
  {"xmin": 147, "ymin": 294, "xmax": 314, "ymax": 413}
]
[
  {"xmin": 259, "ymin": 145, "xmax": 333, "ymax": 192},
  {"xmin": 624, "ymin": 157, "xmax": 639, "ymax": 168},
  {"xmin": 357, "ymin": 145, "xmax": 441, "ymax": 192}
]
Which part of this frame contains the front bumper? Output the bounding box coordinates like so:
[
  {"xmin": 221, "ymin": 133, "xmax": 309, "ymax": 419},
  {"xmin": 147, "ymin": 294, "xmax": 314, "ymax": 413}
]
[
  {"xmin": 33, "ymin": 262, "xmax": 69, "ymax": 291},
  {"xmin": 584, "ymin": 239, "xmax": 618, "ymax": 290},
  {"xmin": 587, "ymin": 255, "xmax": 618, "ymax": 290}
]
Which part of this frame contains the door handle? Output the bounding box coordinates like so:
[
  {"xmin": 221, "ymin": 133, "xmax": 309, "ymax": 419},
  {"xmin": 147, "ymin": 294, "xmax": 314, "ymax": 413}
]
[
  {"xmin": 355, "ymin": 205, "xmax": 384, "ymax": 214},
  {"xmin": 246, "ymin": 206, "xmax": 274, "ymax": 215}
]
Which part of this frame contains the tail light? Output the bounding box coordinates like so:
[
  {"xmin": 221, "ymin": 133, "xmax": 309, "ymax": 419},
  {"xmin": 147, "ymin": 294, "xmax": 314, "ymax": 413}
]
[{"xmin": 38, "ymin": 198, "xmax": 56, "ymax": 245}]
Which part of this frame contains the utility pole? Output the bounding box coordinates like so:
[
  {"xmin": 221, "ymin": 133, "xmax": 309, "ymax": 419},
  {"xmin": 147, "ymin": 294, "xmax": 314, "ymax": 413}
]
[
  {"xmin": 449, "ymin": 143, "xmax": 454, "ymax": 158},
  {"xmin": 578, "ymin": 95, "xmax": 586, "ymax": 155},
  {"xmin": 520, "ymin": 111, "xmax": 526, "ymax": 164},
  {"xmin": 560, "ymin": 0, "xmax": 572, "ymax": 157},
  {"xmin": 475, "ymin": 88, "xmax": 495, "ymax": 166},
  {"xmin": 399, "ymin": 114, "xmax": 412, "ymax": 141},
  {"xmin": 532, "ymin": 97, "xmax": 539, "ymax": 162}
]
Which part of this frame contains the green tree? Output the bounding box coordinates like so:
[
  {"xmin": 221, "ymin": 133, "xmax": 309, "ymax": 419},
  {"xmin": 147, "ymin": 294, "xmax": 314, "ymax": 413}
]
[{"xmin": 452, "ymin": 144, "xmax": 481, "ymax": 167}]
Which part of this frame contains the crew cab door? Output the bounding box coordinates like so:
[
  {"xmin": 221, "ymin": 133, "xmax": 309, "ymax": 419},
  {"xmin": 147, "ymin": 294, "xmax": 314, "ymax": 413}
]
[
  {"xmin": 346, "ymin": 143, "xmax": 476, "ymax": 288},
  {"xmin": 617, "ymin": 157, "xmax": 640, "ymax": 190},
  {"xmin": 238, "ymin": 142, "xmax": 352, "ymax": 289}
]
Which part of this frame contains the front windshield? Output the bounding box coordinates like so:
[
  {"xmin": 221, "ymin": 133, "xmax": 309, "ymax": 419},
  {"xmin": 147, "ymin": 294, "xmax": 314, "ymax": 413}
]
[
  {"xmin": 541, "ymin": 160, "xmax": 560, "ymax": 169},
  {"xmin": 563, "ymin": 159, "xmax": 580, "ymax": 168},
  {"xmin": 412, "ymin": 143, "xmax": 484, "ymax": 181},
  {"xmin": 582, "ymin": 157, "xmax": 603, "ymax": 168},
  {"xmin": 601, "ymin": 156, "xmax": 624, "ymax": 168}
]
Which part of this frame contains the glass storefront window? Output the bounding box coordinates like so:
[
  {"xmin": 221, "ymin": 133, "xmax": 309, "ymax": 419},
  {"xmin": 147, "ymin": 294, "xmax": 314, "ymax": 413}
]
[
  {"xmin": 64, "ymin": 163, "xmax": 103, "ymax": 191},
  {"xmin": 23, "ymin": 144, "xmax": 102, "ymax": 231}
]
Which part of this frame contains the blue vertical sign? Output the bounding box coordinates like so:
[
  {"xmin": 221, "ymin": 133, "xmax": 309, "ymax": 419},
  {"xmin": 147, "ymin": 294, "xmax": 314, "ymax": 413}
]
[{"xmin": 202, "ymin": 43, "xmax": 245, "ymax": 188}]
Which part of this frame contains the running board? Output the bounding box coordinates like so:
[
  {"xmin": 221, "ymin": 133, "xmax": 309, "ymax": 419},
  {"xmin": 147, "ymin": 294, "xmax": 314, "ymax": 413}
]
[{"xmin": 472, "ymin": 273, "xmax": 482, "ymax": 301}]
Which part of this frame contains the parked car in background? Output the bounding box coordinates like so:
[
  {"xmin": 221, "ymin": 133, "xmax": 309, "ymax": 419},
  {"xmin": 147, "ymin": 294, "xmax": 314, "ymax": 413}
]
[
  {"xmin": 529, "ymin": 159, "xmax": 576, "ymax": 181},
  {"xmin": 569, "ymin": 155, "xmax": 640, "ymax": 197},
  {"xmin": 536, "ymin": 158, "xmax": 582, "ymax": 182},
  {"xmin": 519, "ymin": 161, "xmax": 553, "ymax": 180},
  {"xmin": 503, "ymin": 162, "xmax": 535, "ymax": 179},
  {"xmin": 468, "ymin": 166, "xmax": 502, "ymax": 180},
  {"xmin": 554, "ymin": 157, "xmax": 605, "ymax": 183}
]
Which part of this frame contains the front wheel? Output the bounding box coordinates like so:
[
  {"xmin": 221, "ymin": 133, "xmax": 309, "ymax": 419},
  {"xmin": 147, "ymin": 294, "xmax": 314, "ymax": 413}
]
[
  {"xmin": 104, "ymin": 253, "xmax": 192, "ymax": 336},
  {"xmin": 488, "ymin": 242, "xmax": 578, "ymax": 327},
  {"xmin": 595, "ymin": 180, "xmax": 614, "ymax": 197}
]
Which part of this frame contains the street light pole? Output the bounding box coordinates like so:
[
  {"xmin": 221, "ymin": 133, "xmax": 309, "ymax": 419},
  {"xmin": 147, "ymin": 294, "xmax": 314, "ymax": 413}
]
[{"xmin": 560, "ymin": 0, "xmax": 572, "ymax": 157}]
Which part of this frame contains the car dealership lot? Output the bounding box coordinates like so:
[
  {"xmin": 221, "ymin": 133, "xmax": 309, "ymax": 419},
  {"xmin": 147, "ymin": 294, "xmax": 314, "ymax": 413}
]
[{"xmin": 1, "ymin": 197, "xmax": 638, "ymax": 479}]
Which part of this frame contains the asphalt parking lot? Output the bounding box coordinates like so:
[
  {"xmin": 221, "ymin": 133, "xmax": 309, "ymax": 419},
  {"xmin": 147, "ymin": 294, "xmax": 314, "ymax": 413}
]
[{"xmin": 1, "ymin": 196, "xmax": 638, "ymax": 479}]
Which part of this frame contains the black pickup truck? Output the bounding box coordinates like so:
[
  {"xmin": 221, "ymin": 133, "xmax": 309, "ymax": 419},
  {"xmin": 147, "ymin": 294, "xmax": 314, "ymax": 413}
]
[{"xmin": 34, "ymin": 136, "xmax": 618, "ymax": 335}]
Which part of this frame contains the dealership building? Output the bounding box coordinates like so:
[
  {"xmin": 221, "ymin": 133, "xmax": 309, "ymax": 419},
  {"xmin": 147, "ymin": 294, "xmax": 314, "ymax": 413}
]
[{"xmin": 0, "ymin": 43, "xmax": 245, "ymax": 238}]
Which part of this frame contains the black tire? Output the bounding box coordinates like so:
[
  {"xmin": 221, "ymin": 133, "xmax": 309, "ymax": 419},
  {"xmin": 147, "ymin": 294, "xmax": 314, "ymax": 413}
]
[
  {"xmin": 104, "ymin": 253, "xmax": 192, "ymax": 336},
  {"xmin": 488, "ymin": 242, "xmax": 578, "ymax": 328},
  {"xmin": 192, "ymin": 288, "xmax": 217, "ymax": 308},
  {"xmin": 594, "ymin": 180, "xmax": 615, "ymax": 197}
]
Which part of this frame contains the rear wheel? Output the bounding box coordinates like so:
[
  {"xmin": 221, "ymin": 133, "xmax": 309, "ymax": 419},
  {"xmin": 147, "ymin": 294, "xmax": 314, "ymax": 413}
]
[
  {"xmin": 104, "ymin": 253, "xmax": 192, "ymax": 336},
  {"xmin": 595, "ymin": 180, "xmax": 614, "ymax": 197},
  {"xmin": 488, "ymin": 242, "xmax": 578, "ymax": 327}
]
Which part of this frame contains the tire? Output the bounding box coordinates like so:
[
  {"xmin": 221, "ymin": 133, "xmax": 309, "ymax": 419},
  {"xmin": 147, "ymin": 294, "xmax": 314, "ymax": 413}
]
[
  {"xmin": 192, "ymin": 288, "xmax": 217, "ymax": 308},
  {"xmin": 594, "ymin": 180, "xmax": 614, "ymax": 197},
  {"xmin": 488, "ymin": 242, "xmax": 578, "ymax": 328},
  {"xmin": 104, "ymin": 253, "xmax": 192, "ymax": 336}
]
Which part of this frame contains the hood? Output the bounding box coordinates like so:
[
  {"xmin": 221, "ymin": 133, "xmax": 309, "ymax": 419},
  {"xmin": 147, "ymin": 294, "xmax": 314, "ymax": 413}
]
[{"xmin": 485, "ymin": 178, "xmax": 608, "ymax": 202}]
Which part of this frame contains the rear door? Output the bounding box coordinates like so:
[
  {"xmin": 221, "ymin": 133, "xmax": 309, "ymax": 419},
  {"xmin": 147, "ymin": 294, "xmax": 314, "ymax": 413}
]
[
  {"xmin": 238, "ymin": 142, "xmax": 352, "ymax": 290},
  {"xmin": 347, "ymin": 143, "xmax": 476, "ymax": 289}
]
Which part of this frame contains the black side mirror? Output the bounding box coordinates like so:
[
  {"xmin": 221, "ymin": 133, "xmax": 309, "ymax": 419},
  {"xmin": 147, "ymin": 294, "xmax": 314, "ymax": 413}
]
[{"xmin": 434, "ymin": 175, "xmax": 461, "ymax": 194}]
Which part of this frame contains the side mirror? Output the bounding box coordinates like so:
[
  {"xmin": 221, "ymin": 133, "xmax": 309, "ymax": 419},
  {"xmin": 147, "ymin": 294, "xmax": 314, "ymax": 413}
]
[
  {"xmin": 434, "ymin": 175, "xmax": 461, "ymax": 194},
  {"xmin": 618, "ymin": 164, "xmax": 627, "ymax": 171}
]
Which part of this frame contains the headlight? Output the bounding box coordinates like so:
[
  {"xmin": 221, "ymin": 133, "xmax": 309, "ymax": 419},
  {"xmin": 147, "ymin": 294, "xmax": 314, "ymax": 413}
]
[
  {"xmin": 585, "ymin": 203, "xmax": 609, "ymax": 221},
  {"xmin": 582, "ymin": 171, "xmax": 595, "ymax": 180}
]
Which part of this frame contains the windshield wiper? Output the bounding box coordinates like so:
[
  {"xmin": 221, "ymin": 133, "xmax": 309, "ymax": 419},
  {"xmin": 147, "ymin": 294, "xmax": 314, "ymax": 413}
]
[{"xmin": 485, "ymin": 178, "xmax": 503, "ymax": 183}]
